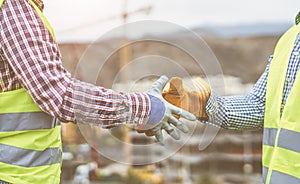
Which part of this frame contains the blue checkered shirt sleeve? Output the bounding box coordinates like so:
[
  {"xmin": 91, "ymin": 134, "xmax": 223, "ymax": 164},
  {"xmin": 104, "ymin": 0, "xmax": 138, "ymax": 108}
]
[
  {"xmin": 206, "ymin": 32, "xmax": 300, "ymax": 130},
  {"xmin": 206, "ymin": 57, "xmax": 272, "ymax": 130}
]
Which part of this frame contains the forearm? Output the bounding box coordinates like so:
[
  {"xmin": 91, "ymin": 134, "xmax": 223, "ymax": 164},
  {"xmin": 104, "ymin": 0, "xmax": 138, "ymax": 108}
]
[
  {"xmin": 206, "ymin": 91, "xmax": 264, "ymax": 130},
  {"xmin": 61, "ymin": 78, "xmax": 150, "ymax": 126},
  {"xmin": 205, "ymin": 53, "xmax": 271, "ymax": 130}
]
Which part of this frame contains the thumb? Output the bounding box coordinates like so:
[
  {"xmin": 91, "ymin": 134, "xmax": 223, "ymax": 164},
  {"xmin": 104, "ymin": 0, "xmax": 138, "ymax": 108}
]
[
  {"xmin": 151, "ymin": 75, "xmax": 169, "ymax": 92},
  {"xmin": 168, "ymin": 77, "xmax": 184, "ymax": 95}
]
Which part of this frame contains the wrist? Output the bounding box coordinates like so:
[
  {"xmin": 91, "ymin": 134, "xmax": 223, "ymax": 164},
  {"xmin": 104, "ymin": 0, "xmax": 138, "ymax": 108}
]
[
  {"xmin": 125, "ymin": 92, "xmax": 151, "ymax": 124},
  {"xmin": 147, "ymin": 94, "xmax": 166, "ymax": 125},
  {"xmin": 206, "ymin": 90, "xmax": 219, "ymax": 119}
]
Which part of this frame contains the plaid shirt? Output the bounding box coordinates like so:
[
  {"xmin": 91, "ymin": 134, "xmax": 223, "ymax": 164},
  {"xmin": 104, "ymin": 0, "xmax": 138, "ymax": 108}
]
[
  {"xmin": 207, "ymin": 32, "xmax": 300, "ymax": 130},
  {"xmin": 0, "ymin": 0, "xmax": 150, "ymax": 126}
]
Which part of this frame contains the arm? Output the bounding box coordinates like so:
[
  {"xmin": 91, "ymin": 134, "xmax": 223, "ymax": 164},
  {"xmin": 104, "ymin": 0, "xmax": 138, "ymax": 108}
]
[
  {"xmin": 162, "ymin": 58, "xmax": 272, "ymax": 130},
  {"xmin": 206, "ymin": 59, "xmax": 271, "ymax": 130},
  {"xmin": 0, "ymin": 0, "xmax": 149, "ymax": 127}
]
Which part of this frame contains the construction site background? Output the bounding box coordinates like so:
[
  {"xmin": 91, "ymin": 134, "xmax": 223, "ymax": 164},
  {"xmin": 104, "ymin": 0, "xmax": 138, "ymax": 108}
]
[{"xmin": 58, "ymin": 33, "xmax": 281, "ymax": 184}]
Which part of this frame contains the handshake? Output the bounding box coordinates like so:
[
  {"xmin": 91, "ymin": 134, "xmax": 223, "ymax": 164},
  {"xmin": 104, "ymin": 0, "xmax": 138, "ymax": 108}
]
[{"xmin": 136, "ymin": 76, "xmax": 211, "ymax": 144}]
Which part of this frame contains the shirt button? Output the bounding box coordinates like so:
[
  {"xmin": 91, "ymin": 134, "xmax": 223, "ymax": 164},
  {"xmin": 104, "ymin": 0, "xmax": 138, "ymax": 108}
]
[
  {"xmin": 286, "ymin": 78, "xmax": 292, "ymax": 83},
  {"xmin": 293, "ymin": 51, "xmax": 299, "ymax": 56}
]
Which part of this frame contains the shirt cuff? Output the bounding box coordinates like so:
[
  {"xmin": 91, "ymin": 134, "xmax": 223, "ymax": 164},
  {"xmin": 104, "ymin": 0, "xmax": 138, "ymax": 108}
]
[
  {"xmin": 206, "ymin": 90, "xmax": 219, "ymax": 116},
  {"xmin": 147, "ymin": 94, "xmax": 165, "ymax": 125},
  {"xmin": 125, "ymin": 92, "xmax": 151, "ymax": 125},
  {"xmin": 205, "ymin": 90, "xmax": 223, "ymax": 128}
]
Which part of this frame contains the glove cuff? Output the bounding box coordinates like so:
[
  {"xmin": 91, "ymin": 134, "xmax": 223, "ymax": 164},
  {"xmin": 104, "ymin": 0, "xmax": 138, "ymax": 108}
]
[{"xmin": 147, "ymin": 94, "xmax": 166, "ymax": 125}]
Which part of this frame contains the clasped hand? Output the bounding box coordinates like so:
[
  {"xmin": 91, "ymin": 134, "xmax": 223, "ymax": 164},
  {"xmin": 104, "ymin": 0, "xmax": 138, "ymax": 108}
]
[{"xmin": 136, "ymin": 76, "xmax": 196, "ymax": 144}]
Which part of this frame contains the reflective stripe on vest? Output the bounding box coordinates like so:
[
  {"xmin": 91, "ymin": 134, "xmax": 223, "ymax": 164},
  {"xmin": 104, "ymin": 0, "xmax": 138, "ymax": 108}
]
[
  {"xmin": 264, "ymin": 166, "xmax": 300, "ymax": 184},
  {"xmin": 0, "ymin": 143, "xmax": 60, "ymax": 167},
  {"xmin": 263, "ymin": 128, "xmax": 300, "ymax": 153},
  {"xmin": 0, "ymin": 112, "xmax": 55, "ymax": 131},
  {"xmin": 0, "ymin": 0, "xmax": 61, "ymax": 183},
  {"xmin": 263, "ymin": 22, "xmax": 300, "ymax": 184}
]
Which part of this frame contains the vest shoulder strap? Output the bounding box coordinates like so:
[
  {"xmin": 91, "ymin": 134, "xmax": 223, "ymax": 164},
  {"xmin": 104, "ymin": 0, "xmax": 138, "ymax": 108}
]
[
  {"xmin": 0, "ymin": 0, "xmax": 4, "ymax": 8},
  {"xmin": 0, "ymin": 0, "xmax": 56, "ymax": 40}
]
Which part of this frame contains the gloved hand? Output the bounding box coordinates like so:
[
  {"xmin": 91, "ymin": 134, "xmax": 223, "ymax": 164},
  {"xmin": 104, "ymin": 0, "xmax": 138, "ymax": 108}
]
[
  {"xmin": 136, "ymin": 76, "xmax": 196, "ymax": 144},
  {"xmin": 162, "ymin": 77, "xmax": 211, "ymax": 121}
]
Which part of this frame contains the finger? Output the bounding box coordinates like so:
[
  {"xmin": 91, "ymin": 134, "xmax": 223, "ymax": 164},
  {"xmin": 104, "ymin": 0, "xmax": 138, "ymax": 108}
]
[
  {"xmin": 162, "ymin": 122, "xmax": 180, "ymax": 140},
  {"xmin": 145, "ymin": 130, "xmax": 155, "ymax": 136},
  {"xmin": 136, "ymin": 129, "xmax": 145, "ymax": 134},
  {"xmin": 168, "ymin": 77, "xmax": 183, "ymax": 94},
  {"xmin": 136, "ymin": 123, "xmax": 155, "ymax": 131},
  {"xmin": 151, "ymin": 75, "xmax": 169, "ymax": 92},
  {"xmin": 168, "ymin": 115, "xmax": 189, "ymax": 133},
  {"xmin": 169, "ymin": 104, "xmax": 196, "ymax": 121},
  {"xmin": 154, "ymin": 129, "xmax": 164, "ymax": 145},
  {"xmin": 134, "ymin": 125, "xmax": 143, "ymax": 133}
]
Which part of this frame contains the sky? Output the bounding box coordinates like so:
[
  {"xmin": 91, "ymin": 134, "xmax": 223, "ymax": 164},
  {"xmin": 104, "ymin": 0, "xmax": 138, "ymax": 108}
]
[{"xmin": 43, "ymin": 0, "xmax": 300, "ymax": 43}]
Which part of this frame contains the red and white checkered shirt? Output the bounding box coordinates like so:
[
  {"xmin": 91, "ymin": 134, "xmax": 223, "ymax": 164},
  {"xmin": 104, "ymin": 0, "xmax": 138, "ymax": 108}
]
[{"xmin": 0, "ymin": 0, "xmax": 150, "ymax": 127}]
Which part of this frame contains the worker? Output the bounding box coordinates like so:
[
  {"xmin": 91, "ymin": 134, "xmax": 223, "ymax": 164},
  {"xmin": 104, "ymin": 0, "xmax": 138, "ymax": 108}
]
[
  {"xmin": 162, "ymin": 11, "xmax": 300, "ymax": 184},
  {"xmin": 0, "ymin": 0, "xmax": 195, "ymax": 183}
]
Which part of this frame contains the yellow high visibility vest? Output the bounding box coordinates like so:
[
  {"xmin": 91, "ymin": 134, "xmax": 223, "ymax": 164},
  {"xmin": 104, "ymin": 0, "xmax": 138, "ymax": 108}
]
[
  {"xmin": 263, "ymin": 22, "xmax": 300, "ymax": 183},
  {"xmin": 0, "ymin": 1, "xmax": 61, "ymax": 183}
]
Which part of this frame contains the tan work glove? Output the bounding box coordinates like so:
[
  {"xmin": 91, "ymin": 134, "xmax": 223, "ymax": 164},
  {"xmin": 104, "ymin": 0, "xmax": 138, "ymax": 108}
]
[
  {"xmin": 162, "ymin": 77, "xmax": 211, "ymax": 121},
  {"xmin": 136, "ymin": 76, "xmax": 195, "ymax": 144}
]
